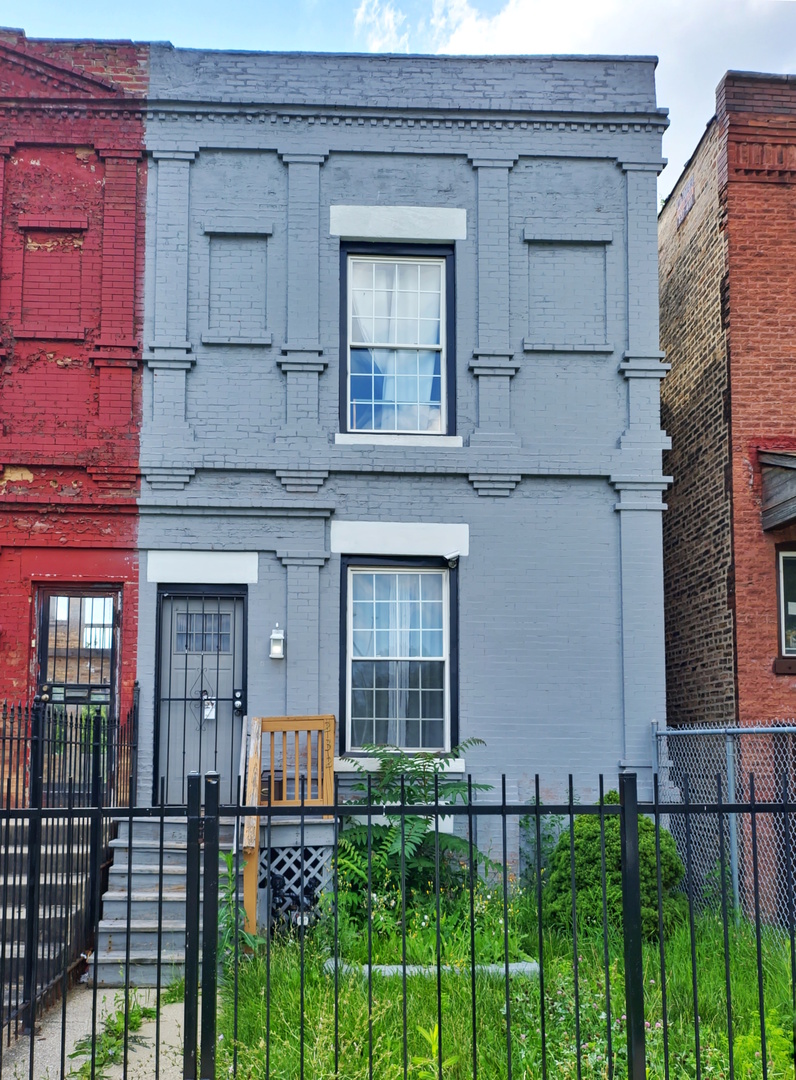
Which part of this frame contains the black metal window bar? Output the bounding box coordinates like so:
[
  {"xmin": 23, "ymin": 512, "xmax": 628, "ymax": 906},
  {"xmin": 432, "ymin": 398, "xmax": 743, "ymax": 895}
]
[
  {"xmin": 5, "ymin": 770, "xmax": 796, "ymax": 1079},
  {"xmin": 38, "ymin": 592, "xmax": 119, "ymax": 717}
]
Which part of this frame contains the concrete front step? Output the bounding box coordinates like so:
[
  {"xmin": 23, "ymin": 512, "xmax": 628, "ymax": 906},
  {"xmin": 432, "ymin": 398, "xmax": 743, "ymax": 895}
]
[
  {"xmin": 108, "ymin": 837, "xmax": 235, "ymax": 869},
  {"xmin": 0, "ymin": 938, "xmax": 70, "ymax": 963},
  {"xmin": 92, "ymin": 950, "xmax": 190, "ymax": 988},
  {"xmin": 97, "ymin": 918, "xmax": 190, "ymax": 955},
  {"xmin": 114, "ymin": 818, "xmax": 236, "ymax": 846}
]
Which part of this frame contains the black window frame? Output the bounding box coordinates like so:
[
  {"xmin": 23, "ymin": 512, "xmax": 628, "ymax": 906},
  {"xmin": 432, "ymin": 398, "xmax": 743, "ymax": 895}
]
[
  {"xmin": 338, "ymin": 554, "xmax": 459, "ymax": 755},
  {"xmin": 338, "ymin": 241, "xmax": 456, "ymax": 436}
]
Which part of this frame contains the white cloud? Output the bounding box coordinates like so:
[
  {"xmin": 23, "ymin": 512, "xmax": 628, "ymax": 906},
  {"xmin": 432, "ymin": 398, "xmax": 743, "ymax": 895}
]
[
  {"xmin": 427, "ymin": 0, "xmax": 796, "ymax": 197},
  {"xmin": 355, "ymin": 0, "xmax": 410, "ymax": 51}
]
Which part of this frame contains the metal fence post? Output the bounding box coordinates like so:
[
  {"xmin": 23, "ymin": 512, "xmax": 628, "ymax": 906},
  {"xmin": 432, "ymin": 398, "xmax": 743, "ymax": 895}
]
[
  {"xmin": 619, "ymin": 772, "xmax": 646, "ymax": 1080},
  {"xmin": 22, "ymin": 697, "xmax": 45, "ymax": 1033},
  {"xmin": 131, "ymin": 681, "xmax": 140, "ymax": 803},
  {"xmin": 88, "ymin": 706, "xmax": 103, "ymax": 933},
  {"xmin": 725, "ymin": 733, "xmax": 740, "ymax": 919},
  {"xmin": 201, "ymin": 771, "xmax": 220, "ymax": 1080},
  {"xmin": 184, "ymin": 772, "xmax": 202, "ymax": 1080}
]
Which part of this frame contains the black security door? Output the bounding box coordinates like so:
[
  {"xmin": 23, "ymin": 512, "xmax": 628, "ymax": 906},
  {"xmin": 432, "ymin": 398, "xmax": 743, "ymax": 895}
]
[{"xmin": 156, "ymin": 587, "xmax": 246, "ymax": 803}]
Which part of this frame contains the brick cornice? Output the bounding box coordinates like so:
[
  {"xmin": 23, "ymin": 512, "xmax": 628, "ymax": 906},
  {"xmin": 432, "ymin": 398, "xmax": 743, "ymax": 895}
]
[{"xmin": 726, "ymin": 127, "xmax": 796, "ymax": 181}]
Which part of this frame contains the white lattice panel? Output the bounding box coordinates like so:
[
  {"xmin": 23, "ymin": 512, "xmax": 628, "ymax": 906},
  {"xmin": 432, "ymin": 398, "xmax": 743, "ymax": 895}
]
[{"xmin": 257, "ymin": 843, "xmax": 333, "ymax": 919}]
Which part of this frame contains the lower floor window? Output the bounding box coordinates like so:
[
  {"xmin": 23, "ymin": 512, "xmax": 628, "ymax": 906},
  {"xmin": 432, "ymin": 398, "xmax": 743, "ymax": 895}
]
[
  {"xmin": 780, "ymin": 551, "xmax": 796, "ymax": 655},
  {"xmin": 347, "ymin": 566, "xmax": 449, "ymax": 751},
  {"xmin": 38, "ymin": 589, "xmax": 119, "ymax": 709}
]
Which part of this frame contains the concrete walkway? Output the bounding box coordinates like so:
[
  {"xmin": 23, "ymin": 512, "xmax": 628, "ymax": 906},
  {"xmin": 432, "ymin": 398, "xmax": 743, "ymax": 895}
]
[{"xmin": 1, "ymin": 985, "xmax": 184, "ymax": 1080}]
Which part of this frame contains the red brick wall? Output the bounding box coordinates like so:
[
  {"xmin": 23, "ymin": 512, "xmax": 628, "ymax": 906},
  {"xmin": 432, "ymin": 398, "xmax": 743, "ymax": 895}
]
[
  {"xmin": 722, "ymin": 77, "xmax": 796, "ymax": 723},
  {"xmin": 0, "ymin": 32, "xmax": 146, "ymax": 717},
  {"xmin": 659, "ymin": 119, "xmax": 737, "ymax": 725},
  {"xmin": 661, "ymin": 71, "xmax": 796, "ymax": 730}
]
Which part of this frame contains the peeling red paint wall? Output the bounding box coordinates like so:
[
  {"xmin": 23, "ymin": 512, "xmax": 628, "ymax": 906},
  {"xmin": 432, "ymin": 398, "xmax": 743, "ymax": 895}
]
[{"xmin": 0, "ymin": 31, "xmax": 146, "ymax": 716}]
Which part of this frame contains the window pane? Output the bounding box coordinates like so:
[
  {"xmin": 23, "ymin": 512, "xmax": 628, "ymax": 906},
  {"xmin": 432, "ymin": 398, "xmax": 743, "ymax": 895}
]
[
  {"xmin": 351, "ymin": 261, "xmax": 372, "ymax": 288},
  {"xmin": 349, "ymin": 574, "xmax": 448, "ymax": 750},
  {"xmin": 418, "ymin": 319, "xmax": 441, "ymax": 346},
  {"xmin": 784, "ymin": 556, "xmax": 796, "ymax": 654},
  {"xmin": 396, "ymin": 290, "xmax": 418, "ymax": 318},
  {"xmin": 421, "ymin": 660, "xmax": 443, "ymax": 689},
  {"xmin": 350, "ymin": 374, "xmax": 372, "ymax": 402},
  {"xmin": 421, "ymin": 689, "xmax": 444, "ymax": 717},
  {"xmin": 352, "ymin": 574, "xmax": 374, "ymax": 602},
  {"xmin": 408, "ymin": 661, "xmax": 421, "ymax": 689},
  {"xmin": 375, "ymin": 689, "xmax": 392, "ymax": 718},
  {"xmin": 421, "ymin": 574, "xmax": 443, "ymax": 602},
  {"xmin": 421, "ymin": 630, "xmax": 444, "ymax": 658},
  {"xmin": 347, "ymin": 257, "xmax": 446, "ymax": 434},
  {"xmin": 419, "ymin": 290, "xmax": 440, "ymax": 319},
  {"xmin": 352, "ymin": 630, "xmax": 374, "ymax": 657},
  {"xmin": 352, "ymin": 718, "xmax": 372, "ymax": 747},
  {"xmin": 421, "ymin": 720, "xmax": 444, "ymax": 749},
  {"xmin": 352, "ymin": 660, "xmax": 375, "ymax": 688},
  {"xmin": 373, "ymin": 402, "xmax": 396, "ymax": 430},
  {"xmin": 351, "ymin": 349, "xmax": 373, "ymax": 374},
  {"xmin": 353, "ymin": 601, "xmax": 374, "ymax": 630},
  {"xmin": 374, "ymin": 263, "xmax": 394, "ymax": 291},
  {"xmin": 351, "ymin": 290, "xmax": 373, "ymax": 343},
  {"xmin": 398, "ymin": 574, "xmax": 420, "ymax": 602},
  {"xmin": 402, "ymin": 720, "xmax": 421, "ymax": 747},
  {"xmin": 394, "ymin": 375, "xmax": 416, "ymax": 403},
  {"xmin": 396, "ymin": 263, "xmax": 418, "ymax": 291},
  {"xmin": 421, "ymin": 602, "xmax": 443, "ymax": 630},
  {"xmin": 375, "ymin": 574, "xmax": 397, "ymax": 601},
  {"xmin": 352, "ymin": 688, "xmax": 373, "ymax": 718},
  {"xmin": 419, "ymin": 263, "xmax": 441, "ymax": 291},
  {"xmin": 374, "ymin": 601, "xmax": 392, "ymax": 630},
  {"xmin": 404, "ymin": 690, "xmax": 420, "ymax": 718},
  {"xmin": 396, "ymin": 404, "xmax": 420, "ymax": 430}
]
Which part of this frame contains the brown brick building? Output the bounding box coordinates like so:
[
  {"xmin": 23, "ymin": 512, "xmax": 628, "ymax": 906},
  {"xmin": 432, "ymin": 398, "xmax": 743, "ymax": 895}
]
[{"xmin": 660, "ymin": 71, "xmax": 796, "ymax": 732}]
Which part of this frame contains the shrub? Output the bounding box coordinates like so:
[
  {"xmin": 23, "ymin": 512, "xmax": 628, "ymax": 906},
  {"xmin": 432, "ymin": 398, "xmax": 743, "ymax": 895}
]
[
  {"xmin": 337, "ymin": 739, "xmax": 491, "ymax": 907},
  {"xmin": 543, "ymin": 790, "xmax": 686, "ymax": 939}
]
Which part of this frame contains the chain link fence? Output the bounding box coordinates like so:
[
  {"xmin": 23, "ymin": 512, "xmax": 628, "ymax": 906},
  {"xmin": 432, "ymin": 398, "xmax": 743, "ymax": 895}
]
[{"xmin": 654, "ymin": 723, "xmax": 796, "ymax": 926}]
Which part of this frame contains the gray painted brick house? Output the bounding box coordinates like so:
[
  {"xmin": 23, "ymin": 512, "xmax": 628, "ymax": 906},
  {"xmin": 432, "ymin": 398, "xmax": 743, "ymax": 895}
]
[{"xmin": 136, "ymin": 47, "xmax": 669, "ymax": 810}]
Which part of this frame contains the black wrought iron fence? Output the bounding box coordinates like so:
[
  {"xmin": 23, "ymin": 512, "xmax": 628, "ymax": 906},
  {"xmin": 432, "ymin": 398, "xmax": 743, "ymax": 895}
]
[
  {"xmin": 3, "ymin": 769, "xmax": 796, "ymax": 1079},
  {"xmin": 0, "ymin": 690, "xmax": 138, "ymax": 1045}
]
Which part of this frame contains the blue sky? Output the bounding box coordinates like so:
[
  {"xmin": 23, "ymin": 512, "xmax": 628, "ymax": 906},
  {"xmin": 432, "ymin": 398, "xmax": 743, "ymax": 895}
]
[{"xmin": 4, "ymin": 0, "xmax": 796, "ymax": 198}]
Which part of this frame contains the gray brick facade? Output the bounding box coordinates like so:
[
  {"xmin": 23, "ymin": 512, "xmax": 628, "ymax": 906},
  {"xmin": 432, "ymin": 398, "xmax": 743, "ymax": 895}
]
[{"xmin": 137, "ymin": 47, "xmax": 669, "ymax": 805}]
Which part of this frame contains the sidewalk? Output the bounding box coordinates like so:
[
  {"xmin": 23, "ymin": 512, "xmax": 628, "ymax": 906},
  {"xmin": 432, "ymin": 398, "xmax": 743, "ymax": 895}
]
[{"xmin": 1, "ymin": 985, "xmax": 184, "ymax": 1080}]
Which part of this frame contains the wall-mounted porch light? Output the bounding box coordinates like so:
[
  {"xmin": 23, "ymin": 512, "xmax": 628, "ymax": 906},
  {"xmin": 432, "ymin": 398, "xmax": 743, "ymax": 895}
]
[{"xmin": 269, "ymin": 623, "xmax": 285, "ymax": 659}]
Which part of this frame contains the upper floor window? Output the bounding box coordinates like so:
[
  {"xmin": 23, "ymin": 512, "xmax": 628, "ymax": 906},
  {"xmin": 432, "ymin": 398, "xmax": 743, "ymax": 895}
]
[{"xmin": 340, "ymin": 244, "xmax": 455, "ymax": 435}]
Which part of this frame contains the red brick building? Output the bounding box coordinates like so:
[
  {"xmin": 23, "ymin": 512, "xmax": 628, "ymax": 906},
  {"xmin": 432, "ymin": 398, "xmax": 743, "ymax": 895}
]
[
  {"xmin": 0, "ymin": 31, "xmax": 146, "ymax": 719},
  {"xmin": 660, "ymin": 72, "xmax": 796, "ymax": 734}
]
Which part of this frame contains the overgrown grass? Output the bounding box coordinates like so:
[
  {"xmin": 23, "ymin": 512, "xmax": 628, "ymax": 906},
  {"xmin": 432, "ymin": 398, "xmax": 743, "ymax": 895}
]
[{"xmin": 217, "ymin": 888, "xmax": 796, "ymax": 1080}]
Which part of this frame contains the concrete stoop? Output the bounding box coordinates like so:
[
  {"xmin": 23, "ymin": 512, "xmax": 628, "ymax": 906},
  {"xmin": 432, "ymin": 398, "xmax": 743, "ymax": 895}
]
[{"xmin": 94, "ymin": 817, "xmax": 238, "ymax": 988}]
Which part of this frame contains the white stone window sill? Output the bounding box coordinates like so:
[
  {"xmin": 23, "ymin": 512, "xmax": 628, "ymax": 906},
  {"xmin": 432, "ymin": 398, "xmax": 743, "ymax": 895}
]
[
  {"xmin": 335, "ymin": 757, "xmax": 464, "ymax": 833},
  {"xmin": 334, "ymin": 756, "xmax": 465, "ymax": 774},
  {"xmin": 335, "ymin": 433, "xmax": 463, "ymax": 448}
]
